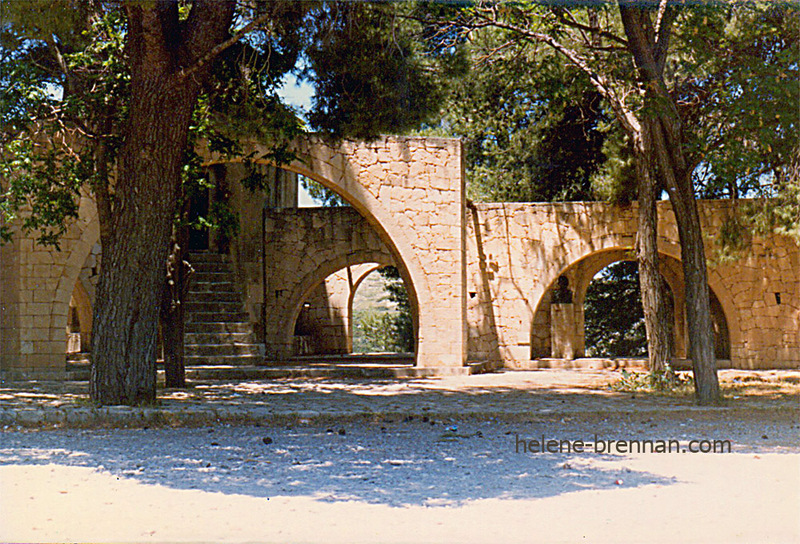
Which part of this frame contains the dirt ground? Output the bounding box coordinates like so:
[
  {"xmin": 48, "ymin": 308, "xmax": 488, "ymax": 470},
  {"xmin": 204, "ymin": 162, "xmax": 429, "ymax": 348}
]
[{"xmin": 1, "ymin": 369, "xmax": 799, "ymax": 543}]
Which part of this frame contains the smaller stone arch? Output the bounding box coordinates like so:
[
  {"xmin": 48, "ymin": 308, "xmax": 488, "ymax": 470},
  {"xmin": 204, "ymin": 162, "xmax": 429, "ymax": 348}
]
[
  {"xmin": 345, "ymin": 263, "xmax": 387, "ymax": 351},
  {"xmin": 271, "ymin": 250, "xmax": 402, "ymax": 359},
  {"xmin": 293, "ymin": 262, "xmax": 386, "ymax": 355},
  {"xmin": 531, "ymin": 247, "xmax": 733, "ymax": 363}
]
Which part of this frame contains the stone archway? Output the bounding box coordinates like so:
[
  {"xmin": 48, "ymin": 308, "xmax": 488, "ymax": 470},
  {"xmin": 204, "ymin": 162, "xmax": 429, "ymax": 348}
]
[
  {"xmin": 291, "ymin": 261, "xmax": 397, "ymax": 357},
  {"xmin": 207, "ymin": 135, "xmax": 467, "ymax": 368},
  {"xmin": 69, "ymin": 278, "xmax": 93, "ymax": 352},
  {"xmin": 281, "ymin": 251, "xmax": 399, "ymax": 359},
  {"xmin": 530, "ymin": 247, "xmax": 733, "ymax": 362}
]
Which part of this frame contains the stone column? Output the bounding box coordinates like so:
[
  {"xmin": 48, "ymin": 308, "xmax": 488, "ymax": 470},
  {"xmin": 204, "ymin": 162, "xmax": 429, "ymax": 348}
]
[{"xmin": 550, "ymin": 303, "xmax": 578, "ymax": 359}]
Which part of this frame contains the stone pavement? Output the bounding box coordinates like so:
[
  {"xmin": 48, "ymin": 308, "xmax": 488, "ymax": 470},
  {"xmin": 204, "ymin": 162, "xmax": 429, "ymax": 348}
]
[{"xmin": 1, "ymin": 369, "xmax": 799, "ymax": 429}]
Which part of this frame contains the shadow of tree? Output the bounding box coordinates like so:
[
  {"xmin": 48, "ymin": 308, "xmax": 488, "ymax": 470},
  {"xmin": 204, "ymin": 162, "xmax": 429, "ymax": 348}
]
[{"xmin": 6, "ymin": 411, "xmax": 787, "ymax": 508}]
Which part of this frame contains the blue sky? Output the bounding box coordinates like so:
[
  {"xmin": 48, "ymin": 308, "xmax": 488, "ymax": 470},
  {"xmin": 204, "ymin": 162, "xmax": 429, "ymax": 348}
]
[
  {"xmin": 277, "ymin": 73, "xmax": 319, "ymax": 207},
  {"xmin": 278, "ymin": 73, "xmax": 314, "ymax": 114}
]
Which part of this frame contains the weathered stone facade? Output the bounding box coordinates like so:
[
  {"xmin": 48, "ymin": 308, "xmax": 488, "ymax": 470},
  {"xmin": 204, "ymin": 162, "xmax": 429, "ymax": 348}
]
[
  {"xmin": 465, "ymin": 200, "xmax": 799, "ymax": 369},
  {"xmin": 1, "ymin": 136, "xmax": 798, "ymax": 379}
]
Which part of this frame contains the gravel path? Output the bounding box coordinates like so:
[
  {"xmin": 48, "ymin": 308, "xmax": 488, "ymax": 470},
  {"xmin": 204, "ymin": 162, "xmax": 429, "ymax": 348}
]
[
  {"xmin": 3, "ymin": 369, "xmax": 800, "ymax": 428},
  {"xmin": 1, "ymin": 410, "xmax": 798, "ymax": 543}
]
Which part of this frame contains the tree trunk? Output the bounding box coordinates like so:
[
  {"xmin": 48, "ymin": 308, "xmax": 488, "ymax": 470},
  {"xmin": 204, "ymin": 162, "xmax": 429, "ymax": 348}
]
[
  {"xmin": 634, "ymin": 142, "xmax": 671, "ymax": 374},
  {"xmin": 620, "ymin": 5, "xmax": 720, "ymax": 403},
  {"xmin": 91, "ymin": 84, "xmax": 197, "ymax": 404},
  {"xmin": 160, "ymin": 231, "xmax": 191, "ymax": 389},
  {"xmin": 651, "ymin": 120, "xmax": 720, "ymax": 402},
  {"xmin": 90, "ymin": 2, "xmax": 234, "ymax": 405}
]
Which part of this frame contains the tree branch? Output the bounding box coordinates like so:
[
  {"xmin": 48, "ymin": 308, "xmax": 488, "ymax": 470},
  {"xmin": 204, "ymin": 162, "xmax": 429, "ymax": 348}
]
[
  {"xmin": 173, "ymin": 9, "xmax": 271, "ymax": 86},
  {"xmin": 466, "ymin": 13, "xmax": 641, "ymax": 137},
  {"xmin": 550, "ymin": 7, "xmax": 629, "ymax": 48}
]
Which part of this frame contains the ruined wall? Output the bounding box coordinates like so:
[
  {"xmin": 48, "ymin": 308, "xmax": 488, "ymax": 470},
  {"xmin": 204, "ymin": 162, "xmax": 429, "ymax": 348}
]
[
  {"xmin": 466, "ymin": 200, "xmax": 800, "ymax": 370},
  {"xmin": 220, "ymin": 135, "xmax": 467, "ymax": 367},
  {"xmin": 4, "ymin": 131, "xmax": 798, "ymax": 378}
]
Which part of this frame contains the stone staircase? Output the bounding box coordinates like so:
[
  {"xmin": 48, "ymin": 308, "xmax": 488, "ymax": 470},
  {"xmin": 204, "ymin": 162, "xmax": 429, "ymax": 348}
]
[{"xmin": 184, "ymin": 252, "xmax": 264, "ymax": 367}]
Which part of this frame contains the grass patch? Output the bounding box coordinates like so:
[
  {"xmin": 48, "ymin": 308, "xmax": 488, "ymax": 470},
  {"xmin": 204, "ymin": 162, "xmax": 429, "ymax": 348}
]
[{"xmin": 609, "ymin": 369, "xmax": 694, "ymax": 396}]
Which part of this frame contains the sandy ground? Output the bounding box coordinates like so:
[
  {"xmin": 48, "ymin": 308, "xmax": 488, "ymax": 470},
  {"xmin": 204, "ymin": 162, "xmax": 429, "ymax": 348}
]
[{"xmin": 1, "ymin": 411, "xmax": 799, "ymax": 543}]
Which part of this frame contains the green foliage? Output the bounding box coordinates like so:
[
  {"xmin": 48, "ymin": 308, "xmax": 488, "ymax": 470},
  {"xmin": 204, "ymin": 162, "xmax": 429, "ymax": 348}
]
[
  {"xmin": 590, "ymin": 131, "xmax": 638, "ymax": 204},
  {"xmin": 300, "ymin": 176, "xmax": 347, "ymax": 207},
  {"xmin": 0, "ymin": 139, "xmax": 82, "ymax": 247},
  {"xmin": 1, "ymin": 6, "xmax": 128, "ymax": 246},
  {"xmin": 379, "ymin": 266, "xmax": 414, "ymax": 353},
  {"xmin": 425, "ymin": 24, "xmax": 611, "ymax": 202},
  {"xmin": 584, "ymin": 261, "xmax": 647, "ymax": 358},
  {"xmin": 305, "ymin": 3, "xmax": 444, "ymax": 140},
  {"xmin": 673, "ymin": 3, "xmax": 799, "ymax": 198},
  {"xmin": 352, "ymin": 309, "xmax": 399, "ymax": 354},
  {"xmin": 2, "ymin": 2, "xmax": 447, "ymax": 250},
  {"xmin": 352, "ymin": 266, "xmax": 414, "ymax": 354}
]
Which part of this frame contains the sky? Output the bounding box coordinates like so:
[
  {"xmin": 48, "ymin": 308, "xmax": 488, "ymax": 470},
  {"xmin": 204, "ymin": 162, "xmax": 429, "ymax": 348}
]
[{"xmin": 277, "ymin": 73, "xmax": 318, "ymax": 207}]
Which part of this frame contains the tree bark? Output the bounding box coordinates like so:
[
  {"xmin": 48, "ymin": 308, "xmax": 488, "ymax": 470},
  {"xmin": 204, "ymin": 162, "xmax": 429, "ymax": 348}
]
[
  {"xmin": 160, "ymin": 230, "xmax": 191, "ymax": 389},
  {"xmin": 91, "ymin": 2, "xmax": 234, "ymax": 405},
  {"xmin": 634, "ymin": 136, "xmax": 671, "ymax": 374},
  {"xmin": 620, "ymin": 4, "xmax": 720, "ymax": 403}
]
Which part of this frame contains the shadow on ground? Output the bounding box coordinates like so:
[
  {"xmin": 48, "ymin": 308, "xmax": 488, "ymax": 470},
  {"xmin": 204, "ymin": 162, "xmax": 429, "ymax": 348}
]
[
  {"xmin": 3, "ymin": 407, "xmax": 799, "ymax": 508},
  {"xmin": 0, "ymin": 421, "xmax": 683, "ymax": 507}
]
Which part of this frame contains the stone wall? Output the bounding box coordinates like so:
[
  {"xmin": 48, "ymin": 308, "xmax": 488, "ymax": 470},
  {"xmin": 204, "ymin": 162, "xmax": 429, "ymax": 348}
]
[
  {"xmin": 466, "ymin": 200, "xmax": 800, "ymax": 369},
  {"xmin": 217, "ymin": 135, "xmax": 467, "ymax": 367},
  {"xmin": 1, "ymin": 195, "xmax": 99, "ymax": 379},
  {"xmin": 255, "ymin": 206, "xmax": 394, "ymax": 359},
  {"xmin": 3, "ymin": 132, "xmax": 799, "ymax": 378}
]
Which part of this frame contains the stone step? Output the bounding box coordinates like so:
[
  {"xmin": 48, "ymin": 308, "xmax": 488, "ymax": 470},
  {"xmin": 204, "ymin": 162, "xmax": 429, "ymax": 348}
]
[
  {"xmin": 185, "ymin": 332, "xmax": 256, "ymax": 345},
  {"xmin": 188, "ymin": 252, "xmax": 231, "ymax": 263},
  {"xmin": 184, "ymin": 301, "xmax": 245, "ymax": 314},
  {"xmin": 185, "ymin": 354, "xmax": 263, "ymax": 367},
  {"xmin": 186, "ymin": 311, "xmax": 251, "ymax": 323},
  {"xmin": 183, "ymin": 291, "xmax": 243, "ymax": 303},
  {"xmin": 191, "ymin": 271, "xmax": 237, "ymax": 282},
  {"xmin": 185, "ymin": 343, "xmax": 264, "ymax": 357},
  {"xmin": 184, "ymin": 322, "xmax": 254, "ymax": 334},
  {"xmin": 191, "ymin": 262, "xmax": 235, "ymax": 273},
  {"xmin": 189, "ymin": 281, "xmax": 238, "ymax": 293},
  {"xmin": 183, "ymin": 251, "xmax": 263, "ymax": 368}
]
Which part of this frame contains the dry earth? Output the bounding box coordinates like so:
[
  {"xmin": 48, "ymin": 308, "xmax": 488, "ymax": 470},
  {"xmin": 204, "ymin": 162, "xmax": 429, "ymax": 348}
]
[{"xmin": 0, "ymin": 369, "xmax": 799, "ymax": 543}]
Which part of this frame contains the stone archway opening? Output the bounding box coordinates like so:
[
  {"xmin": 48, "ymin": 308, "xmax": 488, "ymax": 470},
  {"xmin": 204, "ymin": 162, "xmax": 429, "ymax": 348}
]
[
  {"xmin": 583, "ymin": 260, "xmax": 671, "ymax": 359},
  {"xmin": 290, "ymin": 262, "xmax": 416, "ymax": 358},
  {"xmin": 350, "ymin": 265, "xmax": 414, "ymax": 356},
  {"xmin": 531, "ymin": 249, "xmax": 732, "ymax": 365},
  {"xmin": 67, "ymin": 279, "xmax": 92, "ymax": 356}
]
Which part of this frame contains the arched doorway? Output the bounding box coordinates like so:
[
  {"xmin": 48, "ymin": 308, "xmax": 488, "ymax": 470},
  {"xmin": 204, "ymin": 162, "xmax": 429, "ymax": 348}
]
[
  {"xmin": 350, "ymin": 266, "xmax": 414, "ymax": 355},
  {"xmin": 531, "ymin": 249, "xmax": 731, "ymax": 363}
]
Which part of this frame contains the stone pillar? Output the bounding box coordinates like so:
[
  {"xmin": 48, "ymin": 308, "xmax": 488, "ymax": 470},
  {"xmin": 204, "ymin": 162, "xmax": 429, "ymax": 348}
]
[{"xmin": 551, "ymin": 303, "xmax": 578, "ymax": 359}]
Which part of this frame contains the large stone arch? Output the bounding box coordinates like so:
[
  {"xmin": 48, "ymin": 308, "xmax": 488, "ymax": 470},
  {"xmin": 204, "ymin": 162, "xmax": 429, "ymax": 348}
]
[{"xmin": 207, "ymin": 135, "xmax": 467, "ymax": 368}]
